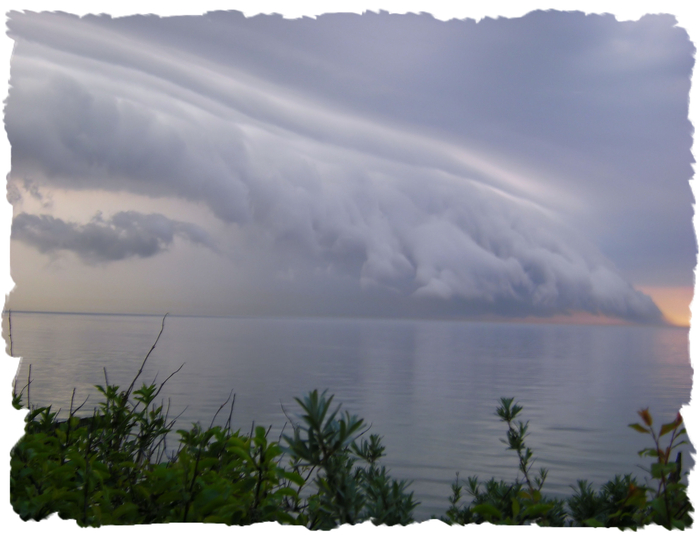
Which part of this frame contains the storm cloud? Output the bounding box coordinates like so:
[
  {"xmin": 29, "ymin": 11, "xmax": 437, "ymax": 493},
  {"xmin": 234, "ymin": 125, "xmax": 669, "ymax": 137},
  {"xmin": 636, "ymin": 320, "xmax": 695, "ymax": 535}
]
[
  {"xmin": 5, "ymin": 10, "xmax": 692, "ymax": 322},
  {"xmin": 12, "ymin": 211, "xmax": 215, "ymax": 262}
]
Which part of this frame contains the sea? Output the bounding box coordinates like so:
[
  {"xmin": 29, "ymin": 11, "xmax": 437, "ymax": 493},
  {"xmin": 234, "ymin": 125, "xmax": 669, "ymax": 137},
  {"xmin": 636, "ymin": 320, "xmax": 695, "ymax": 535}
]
[{"xmin": 5, "ymin": 311, "xmax": 694, "ymax": 520}]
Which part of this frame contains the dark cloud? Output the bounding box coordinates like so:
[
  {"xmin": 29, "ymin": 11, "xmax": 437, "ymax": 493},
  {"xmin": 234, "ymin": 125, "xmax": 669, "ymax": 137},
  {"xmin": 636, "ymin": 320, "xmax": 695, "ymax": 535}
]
[
  {"xmin": 11, "ymin": 211, "xmax": 216, "ymax": 262},
  {"xmin": 4, "ymin": 10, "xmax": 691, "ymax": 322}
]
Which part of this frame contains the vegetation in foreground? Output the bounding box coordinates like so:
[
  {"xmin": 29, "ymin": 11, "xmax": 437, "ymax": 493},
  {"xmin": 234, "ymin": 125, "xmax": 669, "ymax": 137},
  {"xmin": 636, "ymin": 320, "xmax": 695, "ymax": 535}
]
[
  {"xmin": 9, "ymin": 319, "xmax": 694, "ymax": 529},
  {"xmin": 443, "ymin": 399, "xmax": 692, "ymax": 529}
]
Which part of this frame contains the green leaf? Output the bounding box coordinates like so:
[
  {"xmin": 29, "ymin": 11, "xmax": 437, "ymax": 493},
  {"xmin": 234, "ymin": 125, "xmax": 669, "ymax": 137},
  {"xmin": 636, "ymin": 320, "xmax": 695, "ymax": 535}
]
[
  {"xmin": 672, "ymin": 518, "xmax": 689, "ymax": 529},
  {"xmin": 649, "ymin": 496, "xmax": 668, "ymax": 517},
  {"xmin": 650, "ymin": 462, "xmax": 675, "ymax": 479},
  {"xmin": 274, "ymin": 486, "xmax": 298, "ymax": 498},
  {"xmin": 623, "ymin": 487, "xmax": 648, "ymax": 509},
  {"xmin": 629, "ymin": 423, "xmax": 650, "ymax": 434},
  {"xmin": 638, "ymin": 408, "xmax": 653, "ymax": 426},
  {"xmin": 112, "ymin": 502, "xmax": 138, "ymax": 521},
  {"xmin": 523, "ymin": 502, "xmax": 553, "ymax": 518},
  {"xmin": 472, "ymin": 503, "xmax": 502, "ymax": 521},
  {"xmin": 228, "ymin": 447, "xmax": 253, "ymax": 463},
  {"xmin": 511, "ymin": 497, "xmax": 521, "ymax": 518},
  {"xmin": 659, "ymin": 421, "xmax": 681, "ymax": 437},
  {"xmin": 282, "ymin": 471, "xmax": 305, "ymax": 486},
  {"xmin": 272, "ymin": 511, "xmax": 297, "ymax": 524},
  {"xmin": 637, "ymin": 447, "xmax": 658, "ymax": 458},
  {"xmin": 585, "ymin": 518, "xmax": 605, "ymax": 527},
  {"xmin": 197, "ymin": 458, "xmax": 218, "ymax": 471}
]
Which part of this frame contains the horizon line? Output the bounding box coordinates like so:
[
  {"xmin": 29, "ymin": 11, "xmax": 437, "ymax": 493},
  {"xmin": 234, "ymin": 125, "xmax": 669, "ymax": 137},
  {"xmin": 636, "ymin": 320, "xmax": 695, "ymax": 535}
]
[{"xmin": 1, "ymin": 308, "xmax": 685, "ymax": 328}]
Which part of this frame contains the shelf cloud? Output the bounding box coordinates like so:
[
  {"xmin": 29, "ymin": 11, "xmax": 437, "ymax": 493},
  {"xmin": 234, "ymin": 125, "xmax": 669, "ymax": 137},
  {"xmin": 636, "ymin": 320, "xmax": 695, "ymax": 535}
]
[{"xmin": 5, "ymin": 10, "xmax": 693, "ymax": 323}]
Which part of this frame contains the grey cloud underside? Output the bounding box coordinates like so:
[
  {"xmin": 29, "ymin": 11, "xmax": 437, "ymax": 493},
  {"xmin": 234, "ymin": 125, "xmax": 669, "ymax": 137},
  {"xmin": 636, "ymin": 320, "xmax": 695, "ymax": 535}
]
[
  {"xmin": 11, "ymin": 211, "xmax": 215, "ymax": 262},
  {"xmin": 5, "ymin": 11, "xmax": 681, "ymax": 322},
  {"xmin": 260, "ymin": 171, "xmax": 662, "ymax": 322}
]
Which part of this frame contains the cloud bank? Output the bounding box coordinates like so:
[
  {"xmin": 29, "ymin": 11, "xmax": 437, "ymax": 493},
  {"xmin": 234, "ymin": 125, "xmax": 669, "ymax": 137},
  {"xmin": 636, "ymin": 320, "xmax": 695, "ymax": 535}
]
[
  {"xmin": 12, "ymin": 211, "xmax": 215, "ymax": 263},
  {"xmin": 6, "ymin": 10, "xmax": 688, "ymax": 323}
]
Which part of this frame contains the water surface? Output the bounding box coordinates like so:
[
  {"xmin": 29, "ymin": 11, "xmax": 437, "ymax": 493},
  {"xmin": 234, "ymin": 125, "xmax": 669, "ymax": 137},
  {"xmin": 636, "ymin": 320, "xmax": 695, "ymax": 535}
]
[{"xmin": 7, "ymin": 312, "xmax": 693, "ymax": 519}]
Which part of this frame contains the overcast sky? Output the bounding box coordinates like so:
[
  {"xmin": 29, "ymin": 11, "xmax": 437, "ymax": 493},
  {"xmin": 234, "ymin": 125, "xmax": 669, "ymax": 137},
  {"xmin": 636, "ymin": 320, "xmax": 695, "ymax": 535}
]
[{"xmin": 3, "ymin": 7, "xmax": 696, "ymax": 324}]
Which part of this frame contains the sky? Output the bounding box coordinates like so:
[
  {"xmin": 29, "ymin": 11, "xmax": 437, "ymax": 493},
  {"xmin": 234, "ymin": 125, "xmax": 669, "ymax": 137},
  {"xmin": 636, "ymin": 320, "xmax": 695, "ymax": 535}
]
[
  {"xmin": 0, "ymin": 2, "xmax": 699, "ymax": 535},
  {"xmin": 2, "ymin": 4, "xmax": 696, "ymax": 325}
]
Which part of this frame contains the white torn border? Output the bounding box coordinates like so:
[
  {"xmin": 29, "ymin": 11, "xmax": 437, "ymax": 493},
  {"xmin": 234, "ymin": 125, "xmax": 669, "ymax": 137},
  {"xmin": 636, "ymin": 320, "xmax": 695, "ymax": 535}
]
[{"xmin": 1, "ymin": 1, "xmax": 697, "ymax": 534}]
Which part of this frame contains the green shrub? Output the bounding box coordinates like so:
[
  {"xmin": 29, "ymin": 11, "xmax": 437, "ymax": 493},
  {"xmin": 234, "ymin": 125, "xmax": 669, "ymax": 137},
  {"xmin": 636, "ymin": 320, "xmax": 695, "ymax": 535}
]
[
  {"xmin": 442, "ymin": 399, "xmax": 693, "ymax": 529},
  {"xmin": 282, "ymin": 389, "xmax": 418, "ymax": 528},
  {"xmin": 568, "ymin": 475, "xmax": 642, "ymax": 528},
  {"xmin": 11, "ymin": 380, "xmax": 416, "ymax": 527},
  {"xmin": 11, "ymin": 383, "xmax": 694, "ymax": 529},
  {"xmin": 442, "ymin": 397, "xmax": 566, "ymax": 527},
  {"xmin": 11, "ymin": 377, "xmax": 302, "ymax": 525}
]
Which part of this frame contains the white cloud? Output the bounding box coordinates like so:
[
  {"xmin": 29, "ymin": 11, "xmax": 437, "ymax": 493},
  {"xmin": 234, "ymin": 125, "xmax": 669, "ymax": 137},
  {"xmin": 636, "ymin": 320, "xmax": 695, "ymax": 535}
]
[{"xmin": 6, "ymin": 10, "xmax": 688, "ymax": 322}]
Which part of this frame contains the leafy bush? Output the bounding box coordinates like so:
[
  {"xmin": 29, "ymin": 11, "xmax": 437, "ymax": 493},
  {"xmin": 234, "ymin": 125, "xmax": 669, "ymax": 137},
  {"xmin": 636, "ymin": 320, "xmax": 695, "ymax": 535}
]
[
  {"xmin": 11, "ymin": 381, "xmax": 694, "ymax": 529},
  {"xmin": 568, "ymin": 475, "xmax": 643, "ymax": 528},
  {"xmin": 442, "ymin": 399, "xmax": 693, "ymax": 529},
  {"xmin": 11, "ymin": 377, "xmax": 302, "ymax": 525},
  {"xmin": 567, "ymin": 409, "xmax": 692, "ymax": 529},
  {"xmin": 283, "ymin": 390, "xmax": 417, "ymax": 528},
  {"xmin": 625, "ymin": 408, "xmax": 693, "ymax": 529},
  {"xmin": 11, "ymin": 374, "xmax": 415, "ymax": 527},
  {"xmin": 443, "ymin": 397, "xmax": 567, "ymax": 526}
]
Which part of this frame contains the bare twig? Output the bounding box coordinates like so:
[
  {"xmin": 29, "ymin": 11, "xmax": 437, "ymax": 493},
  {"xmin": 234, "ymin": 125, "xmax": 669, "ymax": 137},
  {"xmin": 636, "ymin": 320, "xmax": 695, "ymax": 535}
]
[
  {"xmin": 153, "ymin": 399, "xmax": 173, "ymax": 464},
  {"xmin": 225, "ymin": 393, "xmax": 236, "ymax": 433},
  {"xmin": 356, "ymin": 423, "xmax": 372, "ymax": 440},
  {"xmin": 69, "ymin": 388, "xmax": 76, "ymax": 415},
  {"xmin": 125, "ymin": 313, "xmax": 168, "ymax": 399},
  {"xmin": 27, "ymin": 363, "xmax": 32, "ymax": 408},
  {"xmin": 15, "ymin": 365, "xmax": 33, "ymax": 407},
  {"xmin": 277, "ymin": 421, "xmax": 287, "ymax": 443},
  {"xmin": 163, "ymin": 397, "xmax": 172, "ymax": 427},
  {"xmin": 209, "ymin": 389, "xmax": 234, "ymax": 430},
  {"xmin": 172, "ymin": 405, "xmax": 189, "ymax": 425},
  {"xmin": 280, "ymin": 400, "xmax": 296, "ymax": 433},
  {"xmin": 153, "ymin": 362, "xmax": 185, "ymax": 400},
  {"xmin": 152, "ymin": 402, "xmax": 187, "ymax": 463},
  {"xmin": 72, "ymin": 395, "xmax": 91, "ymax": 417}
]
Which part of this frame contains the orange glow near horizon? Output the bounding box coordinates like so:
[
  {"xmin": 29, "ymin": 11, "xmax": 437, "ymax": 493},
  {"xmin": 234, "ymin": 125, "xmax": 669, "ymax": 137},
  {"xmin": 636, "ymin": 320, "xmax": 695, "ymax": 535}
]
[
  {"xmin": 637, "ymin": 286, "xmax": 693, "ymax": 327},
  {"xmin": 476, "ymin": 311, "xmax": 633, "ymax": 326},
  {"xmin": 514, "ymin": 312, "xmax": 632, "ymax": 326},
  {"xmin": 476, "ymin": 286, "xmax": 695, "ymax": 327}
]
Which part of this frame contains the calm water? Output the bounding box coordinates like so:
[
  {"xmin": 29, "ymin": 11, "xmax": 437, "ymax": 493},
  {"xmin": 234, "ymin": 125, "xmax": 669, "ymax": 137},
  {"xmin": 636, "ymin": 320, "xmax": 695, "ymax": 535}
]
[{"xmin": 6, "ymin": 312, "xmax": 693, "ymax": 520}]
